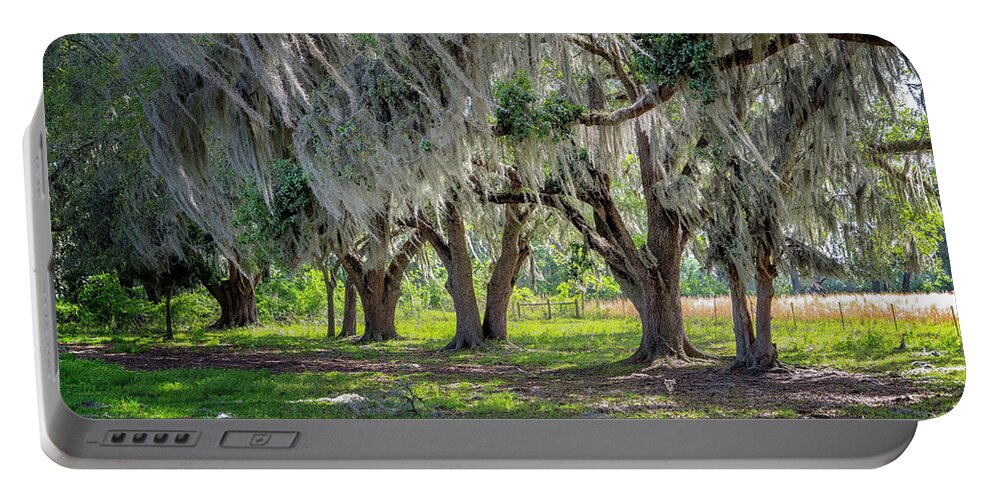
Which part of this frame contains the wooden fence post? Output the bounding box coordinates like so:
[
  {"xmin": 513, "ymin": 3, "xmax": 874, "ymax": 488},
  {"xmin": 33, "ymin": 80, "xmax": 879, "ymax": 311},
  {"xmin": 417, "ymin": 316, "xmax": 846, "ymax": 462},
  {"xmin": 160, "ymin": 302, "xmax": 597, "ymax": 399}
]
[
  {"xmin": 839, "ymin": 302, "xmax": 846, "ymax": 328},
  {"xmin": 951, "ymin": 306, "xmax": 960, "ymax": 335},
  {"xmin": 713, "ymin": 297, "xmax": 718, "ymax": 326},
  {"xmin": 575, "ymin": 299, "xmax": 581, "ymax": 319},
  {"xmin": 791, "ymin": 302, "xmax": 797, "ymax": 329},
  {"xmin": 546, "ymin": 298, "xmax": 552, "ymax": 320},
  {"xmin": 517, "ymin": 303, "xmax": 522, "ymax": 320},
  {"xmin": 890, "ymin": 303, "xmax": 898, "ymax": 331}
]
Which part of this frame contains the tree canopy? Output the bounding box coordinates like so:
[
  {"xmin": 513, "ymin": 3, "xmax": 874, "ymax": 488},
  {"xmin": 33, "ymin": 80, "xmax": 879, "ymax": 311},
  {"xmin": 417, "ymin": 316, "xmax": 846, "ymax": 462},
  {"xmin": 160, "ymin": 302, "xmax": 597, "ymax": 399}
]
[{"xmin": 45, "ymin": 34, "xmax": 944, "ymax": 367}]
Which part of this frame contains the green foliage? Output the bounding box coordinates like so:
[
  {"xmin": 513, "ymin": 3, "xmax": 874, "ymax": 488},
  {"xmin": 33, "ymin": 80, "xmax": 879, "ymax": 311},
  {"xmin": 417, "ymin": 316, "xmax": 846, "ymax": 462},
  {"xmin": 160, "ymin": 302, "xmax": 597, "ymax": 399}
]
[
  {"xmin": 74, "ymin": 273, "xmax": 153, "ymax": 328},
  {"xmin": 918, "ymin": 265, "xmax": 953, "ymax": 293},
  {"xmin": 256, "ymin": 268, "xmax": 328, "ymax": 324},
  {"xmin": 554, "ymin": 282, "xmax": 580, "ymax": 301},
  {"xmin": 679, "ymin": 256, "xmax": 729, "ymax": 296},
  {"xmin": 59, "ymin": 311, "xmax": 963, "ymax": 419},
  {"xmin": 157, "ymin": 290, "xmax": 217, "ymax": 329},
  {"xmin": 352, "ymin": 34, "xmax": 379, "ymax": 51},
  {"xmin": 55, "ymin": 300, "xmax": 82, "ymax": 324},
  {"xmin": 61, "ymin": 265, "xmax": 339, "ymax": 332},
  {"xmin": 370, "ymin": 70, "xmax": 421, "ymax": 109},
  {"xmin": 492, "ymin": 70, "xmax": 585, "ymax": 142},
  {"xmin": 629, "ymin": 34, "xmax": 715, "ymax": 101},
  {"xmin": 45, "ymin": 36, "xmax": 206, "ymax": 303},
  {"xmin": 45, "ymin": 37, "xmax": 148, "ymax": 293},
  {"xmin": 393, "ymin": 262, "xmax": 455, "ymax": 315},
  {"xmin": 844, "ymin": 166, "xmax": 950, "ymax": 292},
  {"xmin": 269, "ymin": 160, "xmax": 314, "ymax": 238},
  {"xmin": 867, "ymin": 102, "xmax": 930, "ymax": 145},
  {"xmin": 511, "ymin": 286, "xmax": 539, "ymax": 304},
  {"xmin": 235, "ymin": 159, "xmax": 317, "ymax": 268},
  {"xmin": 57, "ymin": 272, "xmax": 218, "ymax": 334},
  {"xmin": 546, "ymin": 242, "xmax": 621, "ymax": 300}
]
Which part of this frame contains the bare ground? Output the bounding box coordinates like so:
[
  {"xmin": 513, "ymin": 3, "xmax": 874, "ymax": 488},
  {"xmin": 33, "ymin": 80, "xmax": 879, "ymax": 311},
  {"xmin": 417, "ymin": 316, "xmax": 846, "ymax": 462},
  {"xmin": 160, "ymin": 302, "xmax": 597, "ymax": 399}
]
[
  {"xmin": 64, "ymin": 344, "xmax": 526, "ymax": 376},
  {"xmin": 64, "ymin": 344, "xmax": 948, "ymax": 418}
]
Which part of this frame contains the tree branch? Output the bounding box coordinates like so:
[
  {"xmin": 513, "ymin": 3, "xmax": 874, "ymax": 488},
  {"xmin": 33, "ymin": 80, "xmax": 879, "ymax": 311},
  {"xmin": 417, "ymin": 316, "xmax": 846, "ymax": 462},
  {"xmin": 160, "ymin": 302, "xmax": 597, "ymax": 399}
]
[
  {"xmin": 338, "ymin": 251, "xmax": 365, "ymax": 285},
  {"xmin": 387, "ymin": 232, "xmax": 425, "ymax": 283},
  {"xmin": 412, "ymin": 214, "xmax": 452, "ymax": 269},
  {"xmin": 868, "ymin": 138, "xmax": 937, "ymax": 198},
  {"xmin": 578, "ymin": 34, "xmax": 803, "ymax": 127},
  {"xmin": 578, "ymin": 85, "xmax": 679, "ymax": 126},
  {"xmin": 567, "ymin": 35, "xmax": 641, "ymax": 100},
  {"xmin": 826, "ymin": 34, "xmax": 896, "ymax": 47},
  {"xmin": 715, "ymin": 34, "xmax": 801, "ymax": 70},
  {"xmin": 870, "ymin": 138, "xmax": 933, "ymax": 155},
  {"xmin": 871, "ymin": 156, "xmax": 940, "ymax": 198},
  {"xmin": 488, "ymin": 190, "xmax": 629, "ymax": 274},
  {"xmin": 572, "ymin": 34, "xmax": 894, "ymax": 130}
]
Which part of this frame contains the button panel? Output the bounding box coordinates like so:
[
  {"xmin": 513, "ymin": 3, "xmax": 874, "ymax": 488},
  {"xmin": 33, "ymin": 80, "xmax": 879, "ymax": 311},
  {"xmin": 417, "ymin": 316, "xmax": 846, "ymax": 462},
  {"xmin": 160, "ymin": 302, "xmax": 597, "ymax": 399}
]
[
  {"xmin": 220, "ymin": 431, "xmax": 299, "ymax": 449},
  {"xmin": 101, "ymin": 430, "xmax": 199, "ymax": 447}
]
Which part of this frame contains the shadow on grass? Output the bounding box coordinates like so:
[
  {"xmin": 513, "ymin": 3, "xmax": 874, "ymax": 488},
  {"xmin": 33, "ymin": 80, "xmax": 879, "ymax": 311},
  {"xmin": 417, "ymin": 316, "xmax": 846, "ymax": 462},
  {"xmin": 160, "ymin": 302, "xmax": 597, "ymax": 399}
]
[{"xmin": 60, "ymin": 313, "xmax": 964, "ymax": 419}]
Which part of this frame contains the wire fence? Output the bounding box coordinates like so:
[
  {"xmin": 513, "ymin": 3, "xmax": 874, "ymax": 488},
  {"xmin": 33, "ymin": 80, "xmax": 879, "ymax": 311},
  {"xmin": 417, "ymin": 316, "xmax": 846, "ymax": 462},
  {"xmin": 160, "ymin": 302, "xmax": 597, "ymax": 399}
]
[{"xmin": 511, "ymin": 293, "xmax": 959, "ymax": 329}]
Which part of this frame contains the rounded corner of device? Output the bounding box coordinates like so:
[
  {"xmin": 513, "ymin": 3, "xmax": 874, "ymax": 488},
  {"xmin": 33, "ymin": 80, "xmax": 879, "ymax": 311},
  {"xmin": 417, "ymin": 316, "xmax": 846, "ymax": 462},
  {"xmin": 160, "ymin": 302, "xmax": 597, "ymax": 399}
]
[{"xmin": 864, "ymin": 420, "xmax": 918, "ymax": 469}]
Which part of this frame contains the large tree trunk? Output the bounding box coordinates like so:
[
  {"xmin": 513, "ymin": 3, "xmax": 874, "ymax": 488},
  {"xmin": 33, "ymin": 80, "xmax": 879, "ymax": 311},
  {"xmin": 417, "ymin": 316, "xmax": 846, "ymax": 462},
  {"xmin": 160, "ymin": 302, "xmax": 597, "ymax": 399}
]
[
  {"xmin": 902, "ymin": 271, "xmax": 912, "ymax": 293},
  {"xmin": 360, "ymin": 296, "xmax": 399, "ymax": 342},
  {"xmin": 205, "ymin": 260, "xmax": 259, "ymax": 330},
  {"xmin": 623, "ymin": 123, "xmax": 703, "ymax": 364},
  {"xmin": 356, "ymin": 268, "xmax": 401, "ymax": 342},
  {"xmin": 620, "ymin": 209, "xmax": 703, "ymax": 364},
  {"xmin": 441, "ymin": 207, "xmax": 484, "ymax": 350},
  {"xmin": 626, "ymin": 278, "xmax": 696, "ymax": 364},
  {"xmin": 728, "ymin": 264, "xmax": 755, "ymax": 368},
  {"xmin": 487, "ymin": 116, "xmax": 704, "ymax": 364},
  {"xmin": 750, "ymin": 247, "xmax": 780, "ymax": 369},
  {"xmin": 343, "ymin": 216, "xmax": 423, "ymax": 343},
  {"xmin": 871, "ymin": 279, "xmax": 882, "ymax": 293},
  {"xmin": 482, "ymin": 205, "xmax": 530, "ymax": 341},
  {"xmin": 558, "ymin": 195, "xmax": 702, "ymax": 364},
  {"xmin": 322, "ymin": 266, "xmax": 336, "ymax": 338},
  {"xmin": 339, "ymin": 279, "xmax": 357, "ymax": 337},
  {"xmin": 164, "ymin": 286, "xmax": 174, "ymax": 341}
]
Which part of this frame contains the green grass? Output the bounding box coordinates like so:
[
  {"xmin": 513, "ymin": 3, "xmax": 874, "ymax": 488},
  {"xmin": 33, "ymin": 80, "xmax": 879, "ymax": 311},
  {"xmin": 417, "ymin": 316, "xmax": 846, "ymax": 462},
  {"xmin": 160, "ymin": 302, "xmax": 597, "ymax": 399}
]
[
  {"xmin": 58, "ymin": 310, "xmax": 965, "ymax": 419},
  {"xmin": 59, "ymin": 357, "xmax": 574, "ymax": 419}
]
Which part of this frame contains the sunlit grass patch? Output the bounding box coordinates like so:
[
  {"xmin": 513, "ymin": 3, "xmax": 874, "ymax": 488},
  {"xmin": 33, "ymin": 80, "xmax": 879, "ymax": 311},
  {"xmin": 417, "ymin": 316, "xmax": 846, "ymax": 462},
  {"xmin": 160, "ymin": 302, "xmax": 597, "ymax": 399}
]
[{"xmin": 58, "ymin": 297, "xmax": 964, "ymax": 420}]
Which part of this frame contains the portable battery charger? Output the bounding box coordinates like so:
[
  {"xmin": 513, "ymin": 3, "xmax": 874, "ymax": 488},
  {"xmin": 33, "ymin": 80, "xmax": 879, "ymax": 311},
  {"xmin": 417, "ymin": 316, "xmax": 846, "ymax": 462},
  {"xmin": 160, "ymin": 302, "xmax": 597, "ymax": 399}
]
[{"xmin": 26, "ymin": 33, "xmax": 962, "ymax": 468}]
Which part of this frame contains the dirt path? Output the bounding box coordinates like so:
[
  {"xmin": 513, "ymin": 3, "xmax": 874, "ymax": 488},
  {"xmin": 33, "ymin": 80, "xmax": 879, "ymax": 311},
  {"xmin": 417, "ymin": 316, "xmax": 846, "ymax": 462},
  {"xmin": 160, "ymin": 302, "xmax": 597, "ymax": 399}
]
[
  {"xmin": 65, "ymin": 343, "xmax": 943, "ymax": 418},
  {"xmin": 64, "ymin": 344, "xmax": 526, "ymax": 377},
  {"xmin": 528, "ymin": 363, "xmax": 936, "ymax": 418}
]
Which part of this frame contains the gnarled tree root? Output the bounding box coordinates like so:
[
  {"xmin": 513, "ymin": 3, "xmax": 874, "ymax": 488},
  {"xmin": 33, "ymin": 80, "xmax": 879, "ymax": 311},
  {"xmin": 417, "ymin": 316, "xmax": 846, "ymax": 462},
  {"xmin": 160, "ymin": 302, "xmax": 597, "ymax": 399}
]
[{"xmin": 442, "ymin": 333, "xmax": 484, "ymax": 351}]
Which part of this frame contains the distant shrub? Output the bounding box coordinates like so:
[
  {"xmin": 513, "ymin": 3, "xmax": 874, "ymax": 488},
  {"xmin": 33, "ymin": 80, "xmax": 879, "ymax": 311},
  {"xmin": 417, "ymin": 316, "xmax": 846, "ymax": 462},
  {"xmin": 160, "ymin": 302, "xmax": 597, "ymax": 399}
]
[
  {"xmin": 679, "ymin": 257, "xmax": 729, "ymax": 296},
  {"xmin": 74, "ymin": 273, "xmax": 153, "ymax": 329},
  {"xmin": 55, "ymin": 300, "xmax": 81, "ymax": 324},
  {"xmin": 400, "ymin": 267, "xmax": 451, "ymax": 315},
  {"xmin": 555, "ymin": 282, "xmax": 580, "ymax": 301},
  {"xmin": 257, "ymin": 268, "xmax": 327, "ymax": 324},
  {"xmin": 156, "ymin": 290, "xmax": 217, "ymax": 329},
  {"xmin": 511, "ymin": 286, "xmax": 539, "ymax": 305}
]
